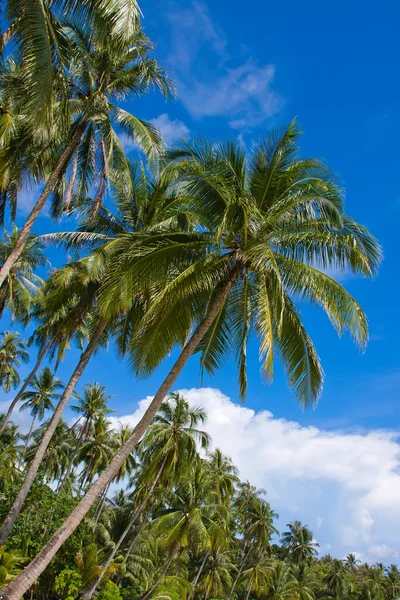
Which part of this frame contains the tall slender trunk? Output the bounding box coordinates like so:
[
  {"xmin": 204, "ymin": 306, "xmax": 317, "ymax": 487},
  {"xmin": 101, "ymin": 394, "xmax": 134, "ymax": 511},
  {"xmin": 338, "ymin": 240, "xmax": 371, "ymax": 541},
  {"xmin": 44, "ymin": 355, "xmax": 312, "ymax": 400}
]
[
  {"xmin": 122, "ymin": 516, "xmax": 148, "ymax": 565},
  {"xmin": 228, "ymin": 544, "xmax": 252, "ymax": 600},
  {"xmin": 58, "ymin": 419, "xmax": 86, "ymax": 492},
  {"xmin": 190, "ymin": 551, "xmax": 209, "ymax": 600},
  {"xmin": 141, "ymin": 544, "xmax": 180, "ymax": 600},
  {"xmin": 23, "ymin": 415, "xmax": 36, "ymax": 457},
  {"xmin": 93, "ymin": 482, "xmax": 110, "ymax": 525},
  {"xmin": 0, "ymin": 266, "xmax": 241, "ymax": 600},
  {"xmin": 82, "ymin": 456, "xmax": 168, "ymax": 600},
  {"xmin": 245, "ymin": 572, "xmax": 254, "ymax": 600},
  {"xmin": 0, "ymin": 124, "xmax": 86, "ymax": 287},
  {"xmin": 0, "ymin": 320, "xmax": 106, "ymax": 547},
  {"xmin": 0, "ymin": 337, "xmax": 53, "ymax": 436},
  {"xmin": 64, "ymin": 147, "xmax": 79, "ymax": 212}
]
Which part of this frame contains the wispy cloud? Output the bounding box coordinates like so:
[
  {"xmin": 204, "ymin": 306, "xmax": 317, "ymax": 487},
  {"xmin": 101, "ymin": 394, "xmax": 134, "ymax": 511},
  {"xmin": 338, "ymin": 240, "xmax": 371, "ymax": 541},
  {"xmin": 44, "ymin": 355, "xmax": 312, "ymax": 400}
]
[
  {"xmin": 150, "ymin": 113, "xmax": 190, "ymax": 146},
  {"xmin": 166, "ymin": 1, "xmax": 283, "ymax": 130}
]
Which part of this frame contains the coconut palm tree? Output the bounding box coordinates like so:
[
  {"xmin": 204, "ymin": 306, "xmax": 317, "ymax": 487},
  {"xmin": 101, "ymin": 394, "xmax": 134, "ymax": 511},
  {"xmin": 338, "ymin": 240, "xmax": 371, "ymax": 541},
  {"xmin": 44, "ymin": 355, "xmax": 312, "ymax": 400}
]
[
  {"xmin": 0, "ymin": 331, "xmax": 28, "ymax": 394},
  {"xmin": 0, "ymin": 18, "xmax": 173, "ymax": 287},
  {"xmin": 239, "ymin": 555, "xmax": 272, "ymax": 600},
  {"xmin": 0, "ymin": 423, "xmax": 22, "ymax": 491},
  {"xmin": 25, "ymin": 418, "xmax": 77, "ymax": 486},
  {"xmin": 19, "ymin": 367, "xmax": 63, "ymax": 453},
  {"xmin": 281, "ymin": 521, "xmax": 319, "ymax": 565},
  {"xmin": 205, "ymin": 448, "xmax": 239, "ymax": 504},
  {"xmin": 2, "ymin": 122, "xmax": 381, "ymax": 599},
  {"xmin": 196, "ymin": 549, "xmax": 234, "ymax": 600},
  {"xmin": 0, "ymin": 159, "xmax": 182, "ymax": 544},
  {"xmin": 70, "ymin": 384, "xmax": 116, "ymax": 468},
  {"xmin": 0, "ymin": 226, "xmax": 47, "ymax": 323},
  {"xmin": 81, "ymin": 394, "xmax": 210, "ymax": 600},
  {"xmin": 1, "ymin": 0, "xmax": 141, "ymax": 113},
  {"xmin": 78, "ymin": 415, "xmax": 115, "ymax": 490}
]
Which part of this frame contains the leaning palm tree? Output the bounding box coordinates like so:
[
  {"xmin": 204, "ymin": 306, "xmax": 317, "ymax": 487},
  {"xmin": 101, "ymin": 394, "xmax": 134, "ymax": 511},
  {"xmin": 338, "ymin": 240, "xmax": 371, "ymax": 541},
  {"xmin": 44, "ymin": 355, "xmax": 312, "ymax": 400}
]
[
  {"xmin": 2, "ymin": 122, "xmax": 381, "ymax": 599},
  {"xmin": 0, "ymin": 159, "xmax": 183, "ymax": 545},
  {"xmin": 0, "ymin": 226, "xmax": 47, "ymax": 323},
  {"xmin": 0, "ymin": 331, "xmax": 29, "ymax": 394},
  {"xmin": 81, "ymin": 393, "xmax": 210, "ymax": 600},
  {"xmin": 19, "ymin": 367, "xmax": 63, "ymax": 454},
  {"xmin": 0, "ymin": 19, "xmax": 174, "ymax": 287},
  {"xmin": 1, "ymin": 0, "xmax": 141, "ymax": 114}
]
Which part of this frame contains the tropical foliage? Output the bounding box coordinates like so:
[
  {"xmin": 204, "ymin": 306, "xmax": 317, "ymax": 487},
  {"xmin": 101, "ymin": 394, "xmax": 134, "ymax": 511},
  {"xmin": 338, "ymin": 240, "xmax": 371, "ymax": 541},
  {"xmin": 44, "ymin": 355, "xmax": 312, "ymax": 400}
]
[
  {"xmin": 0, "ymin": 0, "xmax": 383, "ymax": 597},
  {"xmin": 1, "ymin": 392, "xmax": 398, "ymax": 600}
]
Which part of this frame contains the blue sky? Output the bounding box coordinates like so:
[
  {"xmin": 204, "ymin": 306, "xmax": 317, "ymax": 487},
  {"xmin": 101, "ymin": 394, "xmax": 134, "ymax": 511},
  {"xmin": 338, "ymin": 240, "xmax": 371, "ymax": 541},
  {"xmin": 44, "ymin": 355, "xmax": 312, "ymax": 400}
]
[{"xmin": 2, "ymin": 0, "xmax": 400, "ymax": 562}]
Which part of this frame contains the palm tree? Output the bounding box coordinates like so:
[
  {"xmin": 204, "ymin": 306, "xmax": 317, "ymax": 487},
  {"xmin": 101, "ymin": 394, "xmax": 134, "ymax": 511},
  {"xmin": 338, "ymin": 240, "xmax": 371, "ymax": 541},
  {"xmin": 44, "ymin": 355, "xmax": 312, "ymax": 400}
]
[
  {"xmin": 78, "ymin": 415, "xmax": 115, "ymax": 490},
  {"xmin": 0, "ymin": 336, "xmax": 54, "ymax": 437},
  {"xmin": 81, "ymin": 394, "xmax": 209, "ymax": 600},
  {"xmin": 0, "ymin": 331, "xmax": 29, "ymax": 393},
  {"xmin": 1, "ymin": 0, "xmax": 141, "ymax": 113},
  {"xmin": 265, "ymin": 560, "xmax": 296, "ymax": 600},
  {"xmin": 239, "ymin": 555, "xmax": 272, "ymax": 600},
  {"xmin": 0, "ymin": 226, "xmax": 47, "ymax": 323},
  {"xmin": 0, "ymin": 156, "xmax": 183, "ymax": 545},
  {"xmin": 0, "ymin": 547, "xmax": 27, "ymax": 586},
  {"xmin": 205, "ymin": 448, "xmax": 239, "ymax": 504},
  {"xmin": 197, "ymin": 549, "xmax": 234, "ymax": 600},
  {"xmin": 19, "ymin": 367, "xmax": 63, "ymax": 453},
  {"xmin": 0, "ymin": 19, "xmax": 173, "ymax": 287},
  {"xmin": 25, "ymin": 418, "xmax": 76, "ymax": 486},
  {"xmin": 344, "ymin": 553, "xmax": 360, "ymax": 571},
  {"xmin": 281, "ymin": 521, "xmax": 319, "ymax": 565},
  {"xmin": 2, "ymin": 123, "xmax": 381, "ymax": 598},
  {"xmin": 0, "ymin": 423, "xmax": 22, "ymax": 491}
]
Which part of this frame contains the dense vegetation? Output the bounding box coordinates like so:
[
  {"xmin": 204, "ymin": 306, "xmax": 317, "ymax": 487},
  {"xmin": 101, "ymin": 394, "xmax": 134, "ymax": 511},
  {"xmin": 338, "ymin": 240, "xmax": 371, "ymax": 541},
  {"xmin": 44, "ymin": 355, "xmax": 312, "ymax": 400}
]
[
  {"xmin": 0, "ymin": 0, "xmax": 383, "ymax": 598},
  {"xmin": 2, "ymin": 391, "xmax": 400, "ymax": 600}
]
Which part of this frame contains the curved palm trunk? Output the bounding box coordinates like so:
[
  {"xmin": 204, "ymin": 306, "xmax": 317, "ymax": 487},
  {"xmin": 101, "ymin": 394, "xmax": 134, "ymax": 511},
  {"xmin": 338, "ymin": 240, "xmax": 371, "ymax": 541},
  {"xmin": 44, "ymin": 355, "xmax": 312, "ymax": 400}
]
[
  {"xmin": 0, "ymin": 337, "xmax": 53, "ymax": 436},
  {"xmin": 141, "ymin": 544, "xmax": 180, "ymax": 600},
  {"xmin": 82, "ymin": 456, "xmax": 168, "ymax": 600},
  {"xmin": 190, "ymin": 551, "xmax": 209, "ymax": 600},
  {"xmin": 245, "ymin": 572, "xmax": 254, "ymax": 600},
  {"xmin": 0, "ymin": 266, "xmax": 241, "ymax": 600},
  {"xmin": 64, "ymin": 147, "xmax": 79, "ymax": 211},
  {"xmin": 0, "ymin": 320, "xmax": 106, "ymax": 547},
  {"xmin": 228, "ymin": 544, "xmax": 252, "ymax": 600},
  {"xmin": 0, "ymin": 124, "xmax": 86, "ymax": 288},
  {"xmin": 23, "ymin": 415, "xmax": 36, "ymax": 457}
]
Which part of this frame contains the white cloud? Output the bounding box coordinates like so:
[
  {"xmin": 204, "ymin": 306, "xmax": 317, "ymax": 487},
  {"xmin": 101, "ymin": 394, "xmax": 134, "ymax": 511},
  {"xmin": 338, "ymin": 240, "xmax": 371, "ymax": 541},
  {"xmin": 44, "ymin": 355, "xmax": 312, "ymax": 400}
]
[
  {"xmin": 167, "ymin": 2, "xmax": 283, "ymax": 129},
  {"xmin": 119, "ymin": 133, "xmax": 138, "ymax": 155},
  {"xmin": 110, "ymin": 387, "xmax": 400, "ymax": 563},
  {"xmin": 16, "ymin": 185, "xmax": 49, "ymax": 217},
  {"xmin": 150, "ymin": 114, "xmax": 190, "ymax": 146}
]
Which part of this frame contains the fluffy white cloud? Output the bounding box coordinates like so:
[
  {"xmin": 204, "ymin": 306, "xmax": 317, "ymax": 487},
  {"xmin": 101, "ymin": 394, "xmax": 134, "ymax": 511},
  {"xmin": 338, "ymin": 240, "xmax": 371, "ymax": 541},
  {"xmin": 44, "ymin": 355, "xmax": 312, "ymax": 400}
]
[
  {"xmin": 167, "ymin": 2, "xmax": 283, "ymax": 128},
  {"xmin": 150, "ymin": 114, "xmax": 190, "ymax": 146},
  {"xmin": 110, "ymin": 387, "xmax": 400, "ymax": 563}
]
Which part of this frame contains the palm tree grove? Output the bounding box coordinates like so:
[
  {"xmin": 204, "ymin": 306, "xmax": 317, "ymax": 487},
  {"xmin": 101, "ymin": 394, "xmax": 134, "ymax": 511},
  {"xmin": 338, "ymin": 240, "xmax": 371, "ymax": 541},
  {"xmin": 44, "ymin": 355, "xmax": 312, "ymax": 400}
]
[{"xmin": 0, "ymin": 0, "xmax": 394, "ymax": 599}]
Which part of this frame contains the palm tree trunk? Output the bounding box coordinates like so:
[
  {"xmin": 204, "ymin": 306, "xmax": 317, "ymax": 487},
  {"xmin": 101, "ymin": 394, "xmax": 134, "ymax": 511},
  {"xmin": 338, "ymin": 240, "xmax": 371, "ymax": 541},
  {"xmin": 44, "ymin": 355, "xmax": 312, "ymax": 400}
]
[
  {"xmin": 0, "ymin": 319, "xmax": 106, "ymax": 547},
  {"xmin": 93, "ymin": 482, "xmax": 110, "ymax": 524},
  {"xmin": 0, "ymin": 123, "xmax": 86, "ymax": 288},
  {"xmin": 141, "ymin": 544, "xmax": 180, "ymax": 600},
  {"xmin": 58, "ymin": 419, "xmax": 85, "ymax": 492},
  {"xmin": 23, "ymin": 415, "xmax": 36, "ymax": 457},
  {"xmin": 0, "ymin": 266, "xmax": 241, "ymax": 600},
  {"xmin": 64, "ymin": 147, "xmax": 79, "ymax": 212},
  {"xmin": 0, "ymin": 337, "xmax": 53, "ymax": 436},
  {"xmin": 245, "ymin": 573, "xmax": 254, "ymax": 600},
  {"xmin": 228, "ymin": 544, "xmax": 252, "ymax": 600},
  {"xmin": 122, "ymin": 515, "xmax": 148, "ymax": 565},
  {"xmin": 190, "ymin": 551, "xmax": 209, "ymax": 600},
  {"xmin": 82, "ymin": 456, "xmax": 168, "ymax": 600}
]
